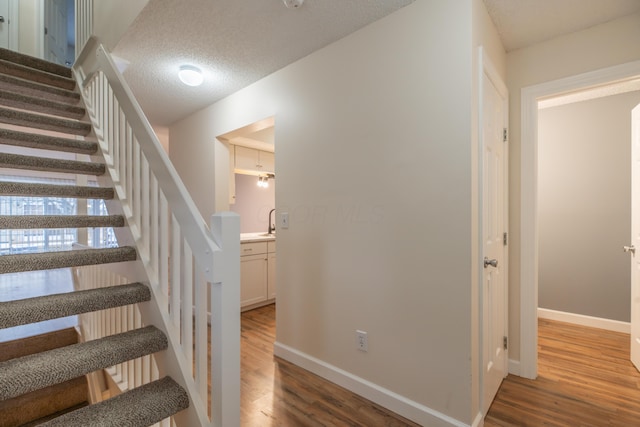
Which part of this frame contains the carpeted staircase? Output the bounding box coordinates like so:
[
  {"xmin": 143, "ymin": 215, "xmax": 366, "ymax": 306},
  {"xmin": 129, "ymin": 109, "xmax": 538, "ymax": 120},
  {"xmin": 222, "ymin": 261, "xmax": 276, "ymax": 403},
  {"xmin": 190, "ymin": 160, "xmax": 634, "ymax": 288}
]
[{"xmin": 0, "ymin": 49, "xmax": 189, "ymax": 426}]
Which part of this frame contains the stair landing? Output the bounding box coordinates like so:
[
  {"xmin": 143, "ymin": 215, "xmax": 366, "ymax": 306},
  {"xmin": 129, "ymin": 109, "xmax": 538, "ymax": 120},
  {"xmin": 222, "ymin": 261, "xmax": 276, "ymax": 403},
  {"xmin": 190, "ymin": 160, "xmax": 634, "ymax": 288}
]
[{"xmin": 0, "ymin": 268, "xmax": 77, "ymax": 342}]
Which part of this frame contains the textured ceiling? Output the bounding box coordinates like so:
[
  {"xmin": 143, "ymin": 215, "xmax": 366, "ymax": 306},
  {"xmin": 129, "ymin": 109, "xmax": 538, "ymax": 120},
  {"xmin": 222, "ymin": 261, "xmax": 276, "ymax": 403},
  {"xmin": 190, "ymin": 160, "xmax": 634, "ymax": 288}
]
[
  {"xmin": 483, "ymin": 0, "xmax": 640, "ymax": 52},
  {"xmin": 113, "ymin": 0, "xmax": 414, "ymax": 126},
  {"xmin": 115, "ymin": 0, "xmax": 640, "ymax": 127}
]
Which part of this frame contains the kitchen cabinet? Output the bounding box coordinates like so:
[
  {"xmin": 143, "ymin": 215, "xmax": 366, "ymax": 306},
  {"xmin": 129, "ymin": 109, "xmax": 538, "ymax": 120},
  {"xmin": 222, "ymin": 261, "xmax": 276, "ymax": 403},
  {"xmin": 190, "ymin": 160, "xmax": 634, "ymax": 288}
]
[
  {"xmin": 234, "ymin": 145, "xmax": 275, "ymax": 174},
  {"xmin": 267, "ymin": 241, "xmax": 276, "ymax": 300},
  {"xmin": 240, "ymin": 240, "xmax": 276, "ymax": 310}
]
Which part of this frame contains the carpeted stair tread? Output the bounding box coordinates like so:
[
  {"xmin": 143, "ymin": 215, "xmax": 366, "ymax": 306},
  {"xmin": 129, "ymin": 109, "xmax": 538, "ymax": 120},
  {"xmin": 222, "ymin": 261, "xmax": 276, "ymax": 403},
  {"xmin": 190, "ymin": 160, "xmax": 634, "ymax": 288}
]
[
  {"xmin": 0, "ymin": 214, "xmax": 124, "ymax": 230},
  {"xmin": 0, "ymin": 60, "xmax": 75, "ymax": 92},
  {"xmin": 0, "ymin": 152, "xmax": 105, "ymax": 175},
  {"xmin": 0, "ymin": 48, "xmax": 72, "ymax": 79},
  {"xmin": 0, "ymin": 283, "xmax": 150, "ymax": 329},
  {"xmin": 0, "ymin": 89, "xmax": 85, "ymax": 119},
  {"xmin": 0, "ymin": 128, "xmax": 97, "ymax": 154},
  {"xmin": 0, "ymin": 181, "xmax": 114, "ymax": 199},
  {"xmin": 0, "ymin": 72, "xmax": 80, "ymax": 105},
  {"xmin": 0, "ymin": 326, "xmax": 167, "ymax": 400},
  {"xmin": 0, "ymin": 106, "xmax": 91, "ymax": 136},
  {"xmin": 0, "ymin": 246, "xmax": 137, "ymax": 274},
  {"xmin": 38, "ymin": 377, "xmax": 189, "ymax": 427}
]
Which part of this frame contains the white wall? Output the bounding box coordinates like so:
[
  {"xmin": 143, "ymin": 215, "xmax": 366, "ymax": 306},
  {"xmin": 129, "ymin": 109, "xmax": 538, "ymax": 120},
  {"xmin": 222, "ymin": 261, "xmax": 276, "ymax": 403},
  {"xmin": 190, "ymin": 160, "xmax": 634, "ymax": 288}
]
[
  {"xmin": 507, "ymin": 12, "xmax": 640, "ymax": 361},
  {"xmin": 171, "ymin": 1, "xmax": 479, "ymax": 424},
  {"xmin": 538, "ymin": 91, "xmax": 640, "ymax": 322},
  {"xmin": 93, "ymin": 0, "xmax": 148, "ymax": 51},
  {"xmin": 18, "ymin": 0, "xmax": 39, "ymax": 57},
  {"xmin": 230, "ymin": 174, "xmax": 275, "ymax": 234}
]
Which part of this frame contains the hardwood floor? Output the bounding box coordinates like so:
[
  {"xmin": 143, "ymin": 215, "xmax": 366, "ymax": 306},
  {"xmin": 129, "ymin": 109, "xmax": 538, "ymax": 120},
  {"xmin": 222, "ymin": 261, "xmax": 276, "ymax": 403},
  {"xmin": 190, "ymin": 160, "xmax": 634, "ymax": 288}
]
[
  {"xmin": 245, "ymin": 307, "xmax": 640, "ymax": 426},
  {"xmin": 241, "ymin": 304, "xmax": 420, "ymax": 426},
  {"xmin": 485, "ymin": 318, "xmax": 640, "ymax": 426}
]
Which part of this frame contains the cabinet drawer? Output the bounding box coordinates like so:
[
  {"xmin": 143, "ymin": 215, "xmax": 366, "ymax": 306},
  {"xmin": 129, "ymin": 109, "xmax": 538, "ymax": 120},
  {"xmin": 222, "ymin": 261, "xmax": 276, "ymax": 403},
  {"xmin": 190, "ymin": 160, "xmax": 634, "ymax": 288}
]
[
  {"xmin": 267, "ymin": 241, "xmax": 276, "ymax": 253},
  {"xmin": 241, "ymin": 242, "xmax": 268, "ymax": 256}
]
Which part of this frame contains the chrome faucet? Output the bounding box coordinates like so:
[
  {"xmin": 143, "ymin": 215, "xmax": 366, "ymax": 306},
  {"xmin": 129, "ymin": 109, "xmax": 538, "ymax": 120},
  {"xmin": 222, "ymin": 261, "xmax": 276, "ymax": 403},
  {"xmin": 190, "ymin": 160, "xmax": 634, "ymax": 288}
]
[{"xmin": 268, "ymin": 208, "xmax": 276, "ymax": 234}]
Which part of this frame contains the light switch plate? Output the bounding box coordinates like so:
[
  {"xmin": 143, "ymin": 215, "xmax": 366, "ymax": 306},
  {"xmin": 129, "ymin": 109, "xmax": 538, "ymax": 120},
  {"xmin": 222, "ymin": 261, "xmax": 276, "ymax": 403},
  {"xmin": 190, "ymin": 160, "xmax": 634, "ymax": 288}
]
[{"xmin": 281, "ymin": 212, "xmax": 289, "ymax": 229}]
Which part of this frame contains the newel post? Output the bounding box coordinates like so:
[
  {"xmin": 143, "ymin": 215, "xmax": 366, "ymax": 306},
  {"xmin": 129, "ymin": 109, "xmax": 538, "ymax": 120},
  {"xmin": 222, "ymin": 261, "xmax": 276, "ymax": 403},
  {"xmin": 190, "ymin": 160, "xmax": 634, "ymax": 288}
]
[{"xmin": 210, "ymin": 212, "xmax": 240, "ymax": 427}]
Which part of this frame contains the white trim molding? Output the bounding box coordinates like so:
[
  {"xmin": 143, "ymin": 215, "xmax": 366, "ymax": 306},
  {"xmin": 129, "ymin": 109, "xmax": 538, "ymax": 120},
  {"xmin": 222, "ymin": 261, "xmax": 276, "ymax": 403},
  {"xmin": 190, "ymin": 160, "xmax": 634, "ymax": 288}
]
[
  {"xmin": 508, "ymin": 359, "xmax": 520, "ymax": 376},
  {"xmin": 538, "ymin": 308, "xmax": 630, "ymax": 334},
  {"xmin": 274, "ymin": 342, "xmax": 473, "ymax": 427},
  {"xmin": 520, "ymin": 59, "xmax": 640, "ymax": 380}
]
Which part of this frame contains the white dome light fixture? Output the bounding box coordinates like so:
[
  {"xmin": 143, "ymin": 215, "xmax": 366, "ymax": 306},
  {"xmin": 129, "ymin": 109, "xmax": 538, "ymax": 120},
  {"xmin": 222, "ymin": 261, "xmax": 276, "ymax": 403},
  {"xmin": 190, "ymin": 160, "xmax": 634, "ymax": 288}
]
[
  {"xmin": 178, "ymin": 65, "xmax": 204, "ymax": 87},
  {"xmin": 283, "ymin": 0, "xmax": 304, "ymax": 8}
]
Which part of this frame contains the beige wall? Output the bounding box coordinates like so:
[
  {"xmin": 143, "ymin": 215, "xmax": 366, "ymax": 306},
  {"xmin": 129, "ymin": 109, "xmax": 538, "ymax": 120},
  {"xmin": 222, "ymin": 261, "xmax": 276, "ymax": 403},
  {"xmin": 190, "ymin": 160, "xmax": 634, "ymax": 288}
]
[
  {"xmin": 506, "ymin": 12, "xmax": 640, "ymax": 361},
  {"xmin": 18, "ymin": 0, "xmax": 39, "ymax": 57},
  {"xmin": 170, "ymin": 1, "xmax": 492, "ymax": 424},
  {"xmin": 93, "ymin": 0, "xmax": 148, "ymax": 51},
  {"xmin": 539, "ymin": 91, "xmax": 640, "ymax": 322}
]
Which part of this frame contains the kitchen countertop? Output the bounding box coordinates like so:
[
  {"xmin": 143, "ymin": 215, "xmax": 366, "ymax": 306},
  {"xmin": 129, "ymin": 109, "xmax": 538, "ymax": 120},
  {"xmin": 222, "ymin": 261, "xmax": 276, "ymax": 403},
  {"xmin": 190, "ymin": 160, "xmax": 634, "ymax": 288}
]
[{"xmin": 240, "ymin": 232, "xmax": 276, "ymax": 243}]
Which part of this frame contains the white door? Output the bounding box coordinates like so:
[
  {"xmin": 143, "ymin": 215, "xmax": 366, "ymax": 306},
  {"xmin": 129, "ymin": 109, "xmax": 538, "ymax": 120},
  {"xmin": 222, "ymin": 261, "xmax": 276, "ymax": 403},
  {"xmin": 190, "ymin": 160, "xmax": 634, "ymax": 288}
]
[
  {"xmin": 44, "ymin": 0, "xmax": 68, "ymax": 65},
  {"xmin": 0, "ymin": 1, "xmax": 9, "ymax": 49},
  {"xmin": 630, "ymin": 104, "xmax": 640, "ymax": 371},
  {"xmin": 481, "ymin": 52, "xmax": 508, "ymax": 415}
]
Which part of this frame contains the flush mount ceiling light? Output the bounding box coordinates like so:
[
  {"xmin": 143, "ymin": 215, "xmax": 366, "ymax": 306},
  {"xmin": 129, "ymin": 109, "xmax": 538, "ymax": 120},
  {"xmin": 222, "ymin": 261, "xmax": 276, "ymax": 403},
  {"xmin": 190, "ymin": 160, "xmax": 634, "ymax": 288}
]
[
  {"xmin": 283, "ymin": 0, "xmax": 304, "ymax": 8},
  {"xmin": 178, "ymin": 65, "xmax": 204, "ymax": 87}
]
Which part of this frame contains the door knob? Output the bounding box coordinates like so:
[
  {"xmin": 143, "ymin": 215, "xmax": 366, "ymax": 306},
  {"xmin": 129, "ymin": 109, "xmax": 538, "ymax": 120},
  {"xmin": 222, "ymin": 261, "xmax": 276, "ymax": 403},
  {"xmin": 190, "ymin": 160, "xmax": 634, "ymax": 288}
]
[
  {"xmin": 0, "ymin": 16, "xmax": 5, "ymax": 23},
  {"xmin": 624, "ymin": 245, "xmax": 636, "ymax": 255},
  {"xmin": 484, "ymin": 257, "xmax": 498, "ymax": 268}
]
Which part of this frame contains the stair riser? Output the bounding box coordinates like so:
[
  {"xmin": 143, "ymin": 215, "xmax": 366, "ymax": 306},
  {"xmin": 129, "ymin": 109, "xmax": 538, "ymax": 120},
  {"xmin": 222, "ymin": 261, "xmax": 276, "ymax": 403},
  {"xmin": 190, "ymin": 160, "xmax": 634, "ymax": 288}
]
[
  {"xmin": 0, "ymin": 108, "xmax": 91, "ymax": 136},
  {"xmin": 0, "ymin": 129, "xmax": 97, "ymax": 154},
  {"xmin": 0, "ymin": 376, "xmax": 88, "ymax": 427},
  {"xmin": 0, "ymin": 48, "xmax": 72, "ymax": 79},
  {"xmin": 0, "ymin": 60, "xmax": 75, "ymax": 91},
  {"xmin": 0, "ymin": 75, "xmax": 80, "ymax": 106},
  {"xmin": 0, "ymin": 90, "xmax": 85, "ymax": 120}
]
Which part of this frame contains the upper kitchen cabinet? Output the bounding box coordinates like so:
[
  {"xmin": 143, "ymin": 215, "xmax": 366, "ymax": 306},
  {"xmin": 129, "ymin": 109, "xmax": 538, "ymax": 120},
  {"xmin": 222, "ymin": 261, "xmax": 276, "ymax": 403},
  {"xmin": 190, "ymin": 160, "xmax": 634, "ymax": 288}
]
[{"xmin": 234, "ymin": 145, "xmax": 275, "ymax": 175}]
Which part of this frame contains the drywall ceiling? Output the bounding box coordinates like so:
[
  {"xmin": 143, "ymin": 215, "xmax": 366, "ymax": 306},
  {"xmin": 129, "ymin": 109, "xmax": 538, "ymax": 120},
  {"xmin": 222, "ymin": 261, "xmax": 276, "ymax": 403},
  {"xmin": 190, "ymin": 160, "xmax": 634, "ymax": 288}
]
[
  {"xmin": 113, "ymin": 0, "xmax": 414, "ymax": 126},
  {"xmin": 483, "ymin": 0, "xmax": 640, "ymax": 52},
  {"xmin": 114, "ymin": 0, "xmax": 640, "ymax": 127}
]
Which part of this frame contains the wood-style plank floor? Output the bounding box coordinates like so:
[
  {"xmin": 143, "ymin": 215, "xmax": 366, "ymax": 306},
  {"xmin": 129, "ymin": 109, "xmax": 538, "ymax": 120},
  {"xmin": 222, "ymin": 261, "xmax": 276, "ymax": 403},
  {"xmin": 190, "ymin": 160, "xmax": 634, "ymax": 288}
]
[
  {"xmin": 245, "ymin": 307, "xmax": 640, "ymax": 426},
  {"xmin": 485, "ymin": 318, "xmax": 640, "ymax": 426},
  {"xmin": 241, "ymin": 304, "xmax": 420, "ymax": 426}
]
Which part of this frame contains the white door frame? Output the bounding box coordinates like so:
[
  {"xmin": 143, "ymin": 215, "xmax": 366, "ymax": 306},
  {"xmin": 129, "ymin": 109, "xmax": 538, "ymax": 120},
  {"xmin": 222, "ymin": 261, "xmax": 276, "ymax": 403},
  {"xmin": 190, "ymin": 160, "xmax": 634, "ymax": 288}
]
[
  {"xmin": 519, "ymin": 59, "xmax": 640, "ymax": 379},
  {"xmin": 7, "ymin": 0, "xmax": 19, "ymax": 51}
]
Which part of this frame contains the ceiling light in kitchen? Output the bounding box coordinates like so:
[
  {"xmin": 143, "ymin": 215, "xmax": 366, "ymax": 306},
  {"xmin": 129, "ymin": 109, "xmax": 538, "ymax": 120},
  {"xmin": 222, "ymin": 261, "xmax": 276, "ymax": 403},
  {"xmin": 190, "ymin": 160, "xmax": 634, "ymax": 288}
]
[{"xmin": 257, "ymin": 175, "xmax": 269, "ymax": 188}]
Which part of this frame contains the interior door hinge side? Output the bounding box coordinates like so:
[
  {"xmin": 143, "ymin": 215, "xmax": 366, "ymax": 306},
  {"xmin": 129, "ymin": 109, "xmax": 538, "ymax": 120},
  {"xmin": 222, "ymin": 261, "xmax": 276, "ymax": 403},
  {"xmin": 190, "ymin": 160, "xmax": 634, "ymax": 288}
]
[
  {"xmin": 503, "ymin": 128, "xmax": 508, "ymax": 142},
  {"xmin": 503, "ymin": 232, "xmax": 508, "ymax": 246},
  {"xmin": 503, "ymin": 336, "xmax": 508, "ymax": 350}
]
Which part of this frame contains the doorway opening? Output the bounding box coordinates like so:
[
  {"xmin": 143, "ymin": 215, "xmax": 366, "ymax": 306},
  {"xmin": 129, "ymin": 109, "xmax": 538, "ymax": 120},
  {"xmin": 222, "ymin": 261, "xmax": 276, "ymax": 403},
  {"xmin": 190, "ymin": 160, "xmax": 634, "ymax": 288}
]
[
  {"xmin": 519, "ymin": 60, "xmax": 640, "ymax": 379},
  {"xmin": 217, "ymin": 117, "xmax": 277, "ymax": 313}
]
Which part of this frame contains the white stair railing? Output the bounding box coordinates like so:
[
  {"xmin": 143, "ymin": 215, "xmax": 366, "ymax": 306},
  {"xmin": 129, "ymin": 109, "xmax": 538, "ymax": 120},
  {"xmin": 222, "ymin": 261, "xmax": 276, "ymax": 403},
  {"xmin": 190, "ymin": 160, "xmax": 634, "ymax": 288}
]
[{"xmin": 71, "ymin": 36, "xmax": 241, "ymax": 427}]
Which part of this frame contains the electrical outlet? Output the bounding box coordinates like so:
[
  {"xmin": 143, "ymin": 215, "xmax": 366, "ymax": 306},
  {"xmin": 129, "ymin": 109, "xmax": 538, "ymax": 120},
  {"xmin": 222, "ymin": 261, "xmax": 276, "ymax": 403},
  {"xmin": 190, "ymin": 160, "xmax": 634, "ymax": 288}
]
[{"xmin": 356, "ymin": 330, "xmax": 368, "ymax": 352}]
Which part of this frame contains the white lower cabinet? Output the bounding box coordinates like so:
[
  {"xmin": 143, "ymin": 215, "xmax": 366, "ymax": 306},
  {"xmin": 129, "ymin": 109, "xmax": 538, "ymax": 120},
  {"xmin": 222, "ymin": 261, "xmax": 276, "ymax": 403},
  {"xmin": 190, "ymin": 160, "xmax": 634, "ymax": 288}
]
[{"xmin": 240, "ymin": 240, "xmax": 276, "ymax": 310}]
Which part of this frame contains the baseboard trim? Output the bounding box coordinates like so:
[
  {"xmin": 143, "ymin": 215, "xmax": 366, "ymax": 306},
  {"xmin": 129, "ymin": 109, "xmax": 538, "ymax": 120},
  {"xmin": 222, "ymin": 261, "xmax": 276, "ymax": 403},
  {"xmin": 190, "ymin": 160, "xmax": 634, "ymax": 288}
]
[
  {"xmin": 471, "ymin": 411, "xmax": 484, "ymax": 427},
  {"xmin": 274, "ymin": 341, "xmax": 471, "ymax": 427},
  {"xmin": 537, "ymin": 308, "xmax": 630, "ymax": 334},
  {"xmin": 508, "ymin": 359, "xmax": 521, "ymax": 376}
]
